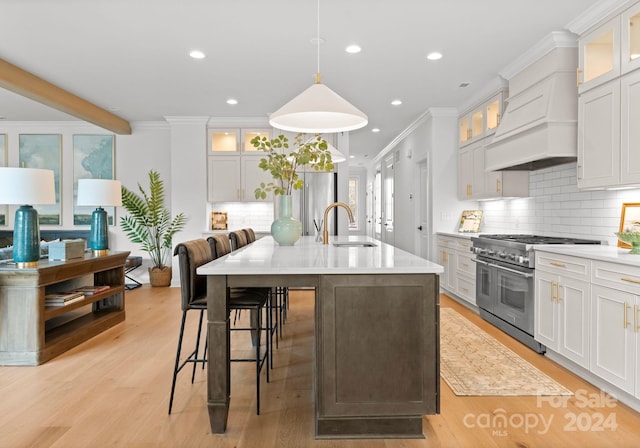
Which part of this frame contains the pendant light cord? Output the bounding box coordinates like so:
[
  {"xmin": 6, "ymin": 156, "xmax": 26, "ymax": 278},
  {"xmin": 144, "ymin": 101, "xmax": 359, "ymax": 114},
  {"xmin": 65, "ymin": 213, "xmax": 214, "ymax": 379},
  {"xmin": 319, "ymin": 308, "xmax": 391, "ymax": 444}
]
[{"xmin": 316, "ymin": 0, "xmax": 321, "ymax": 84}]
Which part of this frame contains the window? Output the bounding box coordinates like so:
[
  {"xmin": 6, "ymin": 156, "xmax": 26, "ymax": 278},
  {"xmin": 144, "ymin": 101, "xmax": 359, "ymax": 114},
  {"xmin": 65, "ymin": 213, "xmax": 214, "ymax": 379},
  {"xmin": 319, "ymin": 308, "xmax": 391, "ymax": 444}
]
[{"xmin": 348, "ymin": 177, "xmax": 358, "ymax": 230}]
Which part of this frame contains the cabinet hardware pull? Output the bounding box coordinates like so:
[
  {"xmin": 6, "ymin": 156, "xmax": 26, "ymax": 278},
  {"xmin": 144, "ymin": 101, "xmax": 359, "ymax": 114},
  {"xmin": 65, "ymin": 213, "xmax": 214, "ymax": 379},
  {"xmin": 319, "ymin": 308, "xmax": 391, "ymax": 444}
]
[
  {"xmin": 550, "ymin": 262, "xmax": 566, "ymax": 268},
  {"xmin": 461, "ymin": 287, "xmax": 469, "ymax": 293},
  {"xmin": 621, "ymin": 277, "xmax": 640, "ymax": 285},
  {"xmin": 635, "ymin": 305, "xmax": 639, "ymax": 332},
  {"xmin": 551, "ymin": 281, "xmax": 557, "ymax": 302},
  {"xmin": 496, "ymin": 113, "xmax": 500, "ymax": 126},
  {"xmin": 496, "ymin": 179, "xmax": 500, "ymax": 193},
  {"xmin": 556, "ymin": 282, "xmax": 562, "ymax": 302},
  {"xmin": 576, "ymin": 68, "xmax": 582, "ymax": 87},
  {"xmin": 624, "ymin": 302, "xmax": 631, "ymax": 329}
]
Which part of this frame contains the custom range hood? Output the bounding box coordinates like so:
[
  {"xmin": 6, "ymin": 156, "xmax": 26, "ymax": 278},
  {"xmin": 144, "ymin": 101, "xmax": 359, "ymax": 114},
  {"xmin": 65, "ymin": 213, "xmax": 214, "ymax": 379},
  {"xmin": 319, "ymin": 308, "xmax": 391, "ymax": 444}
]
[{"xmin": 485, "ymin": 34, "xmax": 579, "ymax": 171}]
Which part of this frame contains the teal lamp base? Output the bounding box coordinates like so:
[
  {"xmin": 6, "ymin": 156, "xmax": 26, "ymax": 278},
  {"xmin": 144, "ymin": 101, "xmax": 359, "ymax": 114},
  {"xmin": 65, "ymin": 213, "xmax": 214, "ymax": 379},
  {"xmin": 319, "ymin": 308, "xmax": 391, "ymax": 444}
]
[
  {"xmin": 13, "ymin": 205, "xmax": 41, "ymax": 268},
  {"xmin": 89, "ymin": 207, "xmax": 109, "ymax": 255}
]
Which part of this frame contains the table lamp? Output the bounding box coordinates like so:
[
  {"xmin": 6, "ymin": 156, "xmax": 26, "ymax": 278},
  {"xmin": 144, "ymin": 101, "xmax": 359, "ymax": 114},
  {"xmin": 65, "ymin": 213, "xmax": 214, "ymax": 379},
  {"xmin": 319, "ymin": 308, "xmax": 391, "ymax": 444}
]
[
  {"xmin": 0, "ymin": 167, "xmax": 56, "ymax": 268},
  {"xmin": 77, "ymin": 179, "xmax": 122, "ymax": 256}
]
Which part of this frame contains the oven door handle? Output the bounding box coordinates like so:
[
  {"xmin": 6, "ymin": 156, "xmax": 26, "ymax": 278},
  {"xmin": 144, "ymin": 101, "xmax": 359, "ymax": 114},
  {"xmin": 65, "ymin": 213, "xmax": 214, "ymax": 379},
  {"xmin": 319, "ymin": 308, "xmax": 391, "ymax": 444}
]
[{"xmin": 471, "ymin": 258, "xmax": 534, "ymax": 278}]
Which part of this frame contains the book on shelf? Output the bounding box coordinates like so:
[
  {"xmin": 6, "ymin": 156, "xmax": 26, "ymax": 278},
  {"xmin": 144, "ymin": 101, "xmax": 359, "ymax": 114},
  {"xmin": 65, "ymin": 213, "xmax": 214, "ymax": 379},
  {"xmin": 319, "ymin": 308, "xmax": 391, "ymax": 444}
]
[
  {"xmin": 73, "ymin": 285, "xmax": 111, "ymax": 296},
  {"xmin": 45, "ymin": 292, "xmax": 86, "ymax": 306}
]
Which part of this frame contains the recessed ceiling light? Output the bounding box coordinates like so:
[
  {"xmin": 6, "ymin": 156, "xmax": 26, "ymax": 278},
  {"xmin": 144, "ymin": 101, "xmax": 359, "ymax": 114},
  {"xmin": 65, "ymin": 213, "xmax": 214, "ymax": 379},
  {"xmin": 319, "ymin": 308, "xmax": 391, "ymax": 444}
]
[
  {"xmin": 349, "ymin": 155, "xmax": 355, "ymax": 159},
  {"xmin": 346, "ymin": 44, "xmax": 361, "ymax": 54},
  {"xmin": 426, "ymin": 52, "xmax": 443, "ymax": 61},
  {"xmin": 226, "ymin": 98, "xmax": 238, "ymax": 105},
  {"xmin": 371, "ymin": 128, "xmax": 380, "ymax": 133},
  {"xmin": 391, "ymin": 100, "xmax": 402, "ymax": 106},
  {"xmin": 189, "ymin": 50, "xmax": 206, "ymax": 59}
]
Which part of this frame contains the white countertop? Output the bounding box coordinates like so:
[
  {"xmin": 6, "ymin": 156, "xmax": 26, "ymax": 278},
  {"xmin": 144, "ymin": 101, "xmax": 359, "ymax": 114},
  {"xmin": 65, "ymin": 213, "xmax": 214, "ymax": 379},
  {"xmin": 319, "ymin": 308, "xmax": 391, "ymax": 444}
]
[
  {"xmin": 436, "ymin": 232, "xmax": 479, "ymax": 239},
  {"xmin": 534, "ymin": 244, "xmax": 640, "ymax": 267},
  {"xmin": 197, "ymin": 235, "xmax": 444, "ymax": 275}
]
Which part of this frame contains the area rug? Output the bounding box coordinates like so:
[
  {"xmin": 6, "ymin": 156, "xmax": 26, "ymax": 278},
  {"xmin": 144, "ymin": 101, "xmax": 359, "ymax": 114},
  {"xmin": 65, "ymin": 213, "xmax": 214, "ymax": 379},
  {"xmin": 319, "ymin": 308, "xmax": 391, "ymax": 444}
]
[{"xmin": 440, "ymin": 307, "xmax": 573, "ymax": 396}]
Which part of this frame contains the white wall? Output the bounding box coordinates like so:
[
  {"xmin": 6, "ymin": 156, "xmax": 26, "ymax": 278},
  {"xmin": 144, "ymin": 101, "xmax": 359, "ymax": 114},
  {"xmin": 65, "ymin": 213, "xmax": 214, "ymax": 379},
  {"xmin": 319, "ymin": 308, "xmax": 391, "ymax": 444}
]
[{"xmin": 480, "ymin": 162, "xmax": 640, "ymax": 246}]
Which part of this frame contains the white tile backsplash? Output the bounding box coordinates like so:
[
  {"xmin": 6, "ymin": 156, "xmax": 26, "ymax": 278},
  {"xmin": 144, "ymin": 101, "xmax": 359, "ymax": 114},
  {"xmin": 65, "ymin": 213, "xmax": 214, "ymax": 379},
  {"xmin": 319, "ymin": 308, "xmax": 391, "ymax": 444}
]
[
  {"xmin": 209, "ymin": 202, "xmax": 274, "ymax": 233},
  {"xmin": 480, "ymin": 162, "xmax": 640, "ymax": 246}
]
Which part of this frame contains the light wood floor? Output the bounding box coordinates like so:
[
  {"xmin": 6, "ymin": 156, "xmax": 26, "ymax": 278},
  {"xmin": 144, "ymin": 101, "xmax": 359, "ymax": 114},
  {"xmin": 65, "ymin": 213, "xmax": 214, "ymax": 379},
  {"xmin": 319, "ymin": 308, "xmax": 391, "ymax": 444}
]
[{"xmin": 1, "ymin": 286, "xmax": 640, "ymax": 448}]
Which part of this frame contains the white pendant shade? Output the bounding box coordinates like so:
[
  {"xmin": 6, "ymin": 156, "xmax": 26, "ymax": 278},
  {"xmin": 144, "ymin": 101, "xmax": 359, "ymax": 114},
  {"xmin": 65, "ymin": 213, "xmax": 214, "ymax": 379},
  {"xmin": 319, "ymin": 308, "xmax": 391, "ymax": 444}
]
[
  {"xmin": 77, "ymin": 179, "xmax": 122, "ymax": 206},
  {"xmin": 0, "ymin": 167, "xmax": 56, "ymax": 205},
  {"xmin": 269, "ymin": 83, "xmax": 368, "ymax": 133}
]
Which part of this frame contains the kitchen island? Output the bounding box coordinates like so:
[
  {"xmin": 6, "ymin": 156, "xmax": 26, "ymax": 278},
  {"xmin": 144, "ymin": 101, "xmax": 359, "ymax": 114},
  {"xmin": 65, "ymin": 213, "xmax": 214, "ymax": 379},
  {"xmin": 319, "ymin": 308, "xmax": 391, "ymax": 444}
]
[{"xmin": 197, "ymin": 235, "xmax": 443, "ymax": 438}]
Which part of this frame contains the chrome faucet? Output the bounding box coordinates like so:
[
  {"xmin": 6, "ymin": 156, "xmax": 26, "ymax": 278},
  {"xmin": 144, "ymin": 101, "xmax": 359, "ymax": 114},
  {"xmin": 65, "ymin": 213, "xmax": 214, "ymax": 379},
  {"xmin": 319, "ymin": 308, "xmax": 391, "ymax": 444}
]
[{"xmin": 323, "ymin": 202, "xmax": 355, "ymax": 244}]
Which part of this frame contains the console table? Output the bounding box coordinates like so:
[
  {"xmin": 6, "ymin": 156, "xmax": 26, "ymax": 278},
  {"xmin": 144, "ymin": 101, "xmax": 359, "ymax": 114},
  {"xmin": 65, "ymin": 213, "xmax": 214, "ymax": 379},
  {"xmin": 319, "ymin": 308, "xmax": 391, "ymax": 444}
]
[{"xmin": 0, "ymin": 251, "xmax": 130, "ymax": 366}]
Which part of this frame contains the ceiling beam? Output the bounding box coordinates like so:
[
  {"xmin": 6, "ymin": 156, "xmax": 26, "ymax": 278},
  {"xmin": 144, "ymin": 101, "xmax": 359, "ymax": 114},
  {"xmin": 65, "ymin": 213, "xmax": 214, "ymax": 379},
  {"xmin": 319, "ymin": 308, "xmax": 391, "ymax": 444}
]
[{"xmin": 0, "ymin": 58, "xmax": 132, "ymax": 135}]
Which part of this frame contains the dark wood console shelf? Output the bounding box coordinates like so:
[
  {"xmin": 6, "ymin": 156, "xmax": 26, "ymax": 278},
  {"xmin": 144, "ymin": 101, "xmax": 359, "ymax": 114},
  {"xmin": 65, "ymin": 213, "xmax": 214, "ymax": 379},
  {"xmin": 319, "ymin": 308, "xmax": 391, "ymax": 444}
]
[{"xmin": 0, "ymin": 251, "xmax": 130, "ymax": 366}]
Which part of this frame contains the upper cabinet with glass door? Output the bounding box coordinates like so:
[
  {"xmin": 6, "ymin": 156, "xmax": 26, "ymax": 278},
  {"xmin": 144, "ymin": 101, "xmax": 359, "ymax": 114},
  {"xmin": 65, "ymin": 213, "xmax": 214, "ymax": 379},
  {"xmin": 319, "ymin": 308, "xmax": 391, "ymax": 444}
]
[
  {"xmin": 578, "ymin": 16, "xmax": 621, "ymax": 93},
  {"xmin": 458, "ymin": 91, "xmax": 504, "ymax": 147},
  {"xmin": 622, "ymin": 1, "xmax": 640, "ymax": 75},
  {"xmin": 209, "ymin": 129, "xmax": 271, "ymax": 154}
]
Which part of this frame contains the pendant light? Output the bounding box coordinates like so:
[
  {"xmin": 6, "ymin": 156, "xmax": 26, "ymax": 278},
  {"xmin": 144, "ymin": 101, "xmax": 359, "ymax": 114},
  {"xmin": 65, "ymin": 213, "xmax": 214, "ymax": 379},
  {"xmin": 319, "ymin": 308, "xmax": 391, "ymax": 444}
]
[{"xmin": 269, "ymin": 0, "xmax": 368, "ymax": 133}]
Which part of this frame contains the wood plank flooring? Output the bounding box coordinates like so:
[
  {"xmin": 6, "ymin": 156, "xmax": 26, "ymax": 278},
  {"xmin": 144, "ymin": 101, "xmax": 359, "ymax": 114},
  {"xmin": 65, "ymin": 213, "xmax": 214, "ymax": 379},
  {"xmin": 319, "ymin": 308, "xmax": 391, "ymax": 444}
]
[{"xmin": 1, "ymin": 286, "xmax": 639, "ymax": 447}]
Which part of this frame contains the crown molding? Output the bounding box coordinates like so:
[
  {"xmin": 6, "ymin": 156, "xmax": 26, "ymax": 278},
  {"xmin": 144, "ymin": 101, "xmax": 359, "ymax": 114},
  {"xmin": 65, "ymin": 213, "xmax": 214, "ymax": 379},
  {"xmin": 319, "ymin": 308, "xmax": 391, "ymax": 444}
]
[
  {"xmin": 164, "ymin": 116, "xmax": 210, "ymax": 126},
  {"xmin": 457, "ymin": 76, "xmax": 509, "ymax": 115},
  {"xmin": 566, "ymin": 0, "xmax": 632, "ymax": 36},
  {"xmin": 205, "ymin": 116, "xmax": 269, "ymax": 127},
  {"xmin": 499, "ymin": 31, "xmax": 578, "ymax": 81},
  {"xmin": 373, "ymin": 107, "xmax": 457, "ymax": 164}
]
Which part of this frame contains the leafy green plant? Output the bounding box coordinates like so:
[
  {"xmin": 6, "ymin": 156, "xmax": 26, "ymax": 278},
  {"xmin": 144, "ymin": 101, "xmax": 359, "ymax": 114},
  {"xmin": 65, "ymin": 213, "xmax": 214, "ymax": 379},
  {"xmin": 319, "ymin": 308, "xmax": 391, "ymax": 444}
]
[
  {"xmin": 120, "ymin": 169, "xmax": 187, "ymax": 269},
  {"xmin": 250, "ymin": 133, "xmax": 334, "ymax": 198}
]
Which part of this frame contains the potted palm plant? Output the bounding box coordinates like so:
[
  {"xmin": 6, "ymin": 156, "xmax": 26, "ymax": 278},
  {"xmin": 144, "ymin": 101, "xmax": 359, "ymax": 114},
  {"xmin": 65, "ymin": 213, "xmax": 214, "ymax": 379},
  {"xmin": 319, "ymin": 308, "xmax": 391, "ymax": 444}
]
[
  {"xmin": 120, "ymin": 169, "xmax": 187, "ymax": 286},
  {"xmin": 251, "ymin": 133, "xmax": 334, "ymax": 245}
]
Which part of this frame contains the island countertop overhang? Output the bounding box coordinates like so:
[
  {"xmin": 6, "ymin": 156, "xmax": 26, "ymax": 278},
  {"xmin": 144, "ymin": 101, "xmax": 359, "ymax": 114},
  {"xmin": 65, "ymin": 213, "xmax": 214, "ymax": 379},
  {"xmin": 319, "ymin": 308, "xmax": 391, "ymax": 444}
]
[{"xmin": 197, "ymin": 235, "xmax": 443, "ymax": 276}]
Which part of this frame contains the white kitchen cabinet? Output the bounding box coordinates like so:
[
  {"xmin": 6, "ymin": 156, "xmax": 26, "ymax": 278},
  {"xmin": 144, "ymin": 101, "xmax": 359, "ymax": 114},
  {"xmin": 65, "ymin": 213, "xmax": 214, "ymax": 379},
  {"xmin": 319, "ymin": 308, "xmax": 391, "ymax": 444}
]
[
  {"xmin": 577, "ymin": 79, "xmax": 621, "ymax": 188},
  {"xmin": 578, "ymin": 70, "xmax": 640, "ymax": 189},
  {"xmin": 621, "ymin": 68, "xmax": 640, "ymax": 184},
  {"xmin": 436, "ymin": 234, "xmax": 476, "ymax": 306},
  {"xmin": 578, "ymin": 15, "xmax": 620, "ymax": 93},
  {"xmin": 621, "ymin": 1, "xmax": 640, "ymax": 75},
  {"xmin": 207, "ymin": 155, "xmax": 273, "ymax": 202},
  {"xmin": 458, "ymin": 138, "xmax": 528, "ymax": 200},
  {"xmin": 207, "ymin": 128, "xmax": 274, "ymax": 202},
  {"xmin": 458, "ymin": 91, "xmax": 504, "ymax": 147},
  {"xmin": 590, "ymin": 260, "xmax": 640, "ymax": 397},
  {"xmin": 577, "ymin": 1, "xmax": 640, "ymax": 190},
  {"xmin": 534, "ymin": 252, "xmax": 591, "ymax": 368}
]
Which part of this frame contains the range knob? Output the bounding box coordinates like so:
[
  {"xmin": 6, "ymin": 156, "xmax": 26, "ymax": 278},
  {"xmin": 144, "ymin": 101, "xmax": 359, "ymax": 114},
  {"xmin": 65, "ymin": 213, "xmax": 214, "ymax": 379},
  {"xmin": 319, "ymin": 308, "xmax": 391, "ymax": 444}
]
[
  {"xmin": 507, "ymin": 253, "xmax": 516, "ymax": 261},
  {"xmin": 487, "ymin": 250, "xmax": 496, "ymax": 256},
  {"xmin": 517, "ymin": 256, "xmax": 530, "ymax": 265},
  {"xmin": 498, "ymin": 252, "xmax": 507, "ymax": 258}
]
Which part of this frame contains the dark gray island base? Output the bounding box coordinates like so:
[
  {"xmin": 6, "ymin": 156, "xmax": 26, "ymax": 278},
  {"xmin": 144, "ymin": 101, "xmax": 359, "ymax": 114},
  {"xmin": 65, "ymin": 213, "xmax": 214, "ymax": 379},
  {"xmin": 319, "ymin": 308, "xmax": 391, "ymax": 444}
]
[{"xmin": 205, "ymin": 271, "xmax": 440, "ymax": 438}]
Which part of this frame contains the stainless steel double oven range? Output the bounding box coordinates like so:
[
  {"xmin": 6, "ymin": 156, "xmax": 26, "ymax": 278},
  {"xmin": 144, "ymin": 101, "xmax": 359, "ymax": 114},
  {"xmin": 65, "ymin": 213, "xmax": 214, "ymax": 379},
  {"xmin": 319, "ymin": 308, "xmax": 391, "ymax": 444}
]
[{"xmin": 470, "ymin": 234, "xmax": 600, "ymax": 353}]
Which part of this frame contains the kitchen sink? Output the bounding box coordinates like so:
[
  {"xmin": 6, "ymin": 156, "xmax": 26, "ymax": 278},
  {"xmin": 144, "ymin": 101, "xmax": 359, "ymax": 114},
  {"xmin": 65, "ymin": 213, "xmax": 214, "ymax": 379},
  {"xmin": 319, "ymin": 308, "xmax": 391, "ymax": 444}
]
[{"xmin": 332, "ymin": 241, "xmax": 377, "ymax": 247}]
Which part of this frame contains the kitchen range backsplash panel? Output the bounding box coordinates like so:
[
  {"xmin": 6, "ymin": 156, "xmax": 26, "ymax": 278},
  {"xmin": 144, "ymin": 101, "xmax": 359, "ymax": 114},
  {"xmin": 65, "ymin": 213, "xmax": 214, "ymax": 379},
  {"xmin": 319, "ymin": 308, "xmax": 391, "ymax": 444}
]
[{"xmin": 480, "ymin": 162, "xmax": 640, "ymax": 246}]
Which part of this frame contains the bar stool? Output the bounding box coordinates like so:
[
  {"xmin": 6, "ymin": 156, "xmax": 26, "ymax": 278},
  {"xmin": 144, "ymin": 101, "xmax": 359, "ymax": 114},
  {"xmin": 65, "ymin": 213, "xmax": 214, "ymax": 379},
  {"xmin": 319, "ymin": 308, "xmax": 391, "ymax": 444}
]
[
  {"xmin": 208, "ymin": 233, "xmax": 277, "ymax": 366},
  {"xmin": 169, "ymin": 238, "xmax": 270, "ymax": 415}
]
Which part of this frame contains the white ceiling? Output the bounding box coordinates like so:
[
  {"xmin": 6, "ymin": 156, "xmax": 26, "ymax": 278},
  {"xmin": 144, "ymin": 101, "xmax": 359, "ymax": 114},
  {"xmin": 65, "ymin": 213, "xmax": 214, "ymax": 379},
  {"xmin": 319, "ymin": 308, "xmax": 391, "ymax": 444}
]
[{"xmin": 0, "ymin": 0, "xmax": 604, "ymax": 163}]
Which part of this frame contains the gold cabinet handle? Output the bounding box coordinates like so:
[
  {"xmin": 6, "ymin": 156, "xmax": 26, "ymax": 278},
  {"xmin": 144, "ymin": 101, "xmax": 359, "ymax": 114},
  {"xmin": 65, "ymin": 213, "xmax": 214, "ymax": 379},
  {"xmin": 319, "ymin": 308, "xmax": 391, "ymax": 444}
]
[
  {"xmin": 550, "ymin": 262, "xmax": 566, "ymax": 268},
  {"xmin": 496, "ymin": 178, "xmax": 501, "ymax": 193},
  {"xmin": 635, "ymin": 305, "xmax": 639, "ymax": 332},
  {"xmin": 461, "ymin": 286, "xmax": 469, "ymax": 293},
  {"xmin": 624, "ymin": 302, "xmax": 631, "ymax": 329},
  {"xmin": 551, "ymin": 281, "xmax": 557, "ymax": 303},
  {"xmin": 496, "ymin": 113, "xmax": 500, "ymax": 126},
  {"xmin": 621, "ymin": 277, "xmax": 640, "ymax": 285},
  {"xmin": 576, "ymin": 68, "xmax": 582, "ymax": 87}
]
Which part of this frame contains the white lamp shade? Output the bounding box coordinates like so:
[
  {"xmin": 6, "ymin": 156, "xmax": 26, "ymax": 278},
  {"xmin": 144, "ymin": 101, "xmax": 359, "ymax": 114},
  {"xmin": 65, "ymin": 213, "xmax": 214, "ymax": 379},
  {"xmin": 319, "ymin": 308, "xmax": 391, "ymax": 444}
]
[
  {"xmin": 269, "ymin": 83, "xmax": 368, "ymax": 133},
  {"xmin": 77, "ymin": 179, "xmax": 122, "ymax": 207},
  {"xmin": 0, "ymin": 167, "xmax": 56, "ymax": 205}
]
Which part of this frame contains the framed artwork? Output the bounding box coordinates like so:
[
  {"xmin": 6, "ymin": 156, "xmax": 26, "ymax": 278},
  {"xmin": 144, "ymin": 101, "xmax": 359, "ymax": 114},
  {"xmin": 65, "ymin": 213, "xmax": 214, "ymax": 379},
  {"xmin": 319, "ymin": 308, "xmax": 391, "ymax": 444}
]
[
  {"xmin": 458, "ymin": 210, "xmax": 483, "ymax": 233},
  {"xmin": 211, "ymin": 211, "xmax": 228, "ymax": 230},
  {"xmin": 19, "ymin": 134, "xmax": 61, "ymax": 225},
  {"xmin": 0, "ymin": 134, "xmax": 5, "ymax": 225},
  {"xmin": 73, "ymin": 135, "xmax": 116, "ymax": 225},
  {"xmin": 618, "ymin": 202, "xmax": 640, "ymax": 248}
]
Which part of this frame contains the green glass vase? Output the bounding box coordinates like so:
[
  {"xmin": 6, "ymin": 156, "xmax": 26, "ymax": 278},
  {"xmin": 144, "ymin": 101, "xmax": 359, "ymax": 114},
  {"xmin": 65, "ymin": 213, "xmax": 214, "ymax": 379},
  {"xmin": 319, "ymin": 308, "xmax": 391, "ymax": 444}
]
[{"xmin": 271, "ymin": 195, "xmax": 302, "ymax": 246}]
